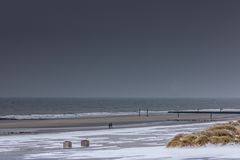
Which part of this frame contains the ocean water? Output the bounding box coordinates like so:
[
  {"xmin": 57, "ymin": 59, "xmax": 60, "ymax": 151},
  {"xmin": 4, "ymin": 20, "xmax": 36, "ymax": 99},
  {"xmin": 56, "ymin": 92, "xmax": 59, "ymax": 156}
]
[{"xmin": 1, "ymin": 98, "xmax": 240, "ymax": 119}]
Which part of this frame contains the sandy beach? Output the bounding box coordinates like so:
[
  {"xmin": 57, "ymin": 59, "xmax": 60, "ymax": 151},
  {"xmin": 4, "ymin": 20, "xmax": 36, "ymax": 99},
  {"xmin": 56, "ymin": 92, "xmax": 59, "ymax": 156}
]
[
  {"xmin": 0, "ymin": 113, "xmax": 239, "ymax": 135},
  {"xmin": 1, "ymin": 0, "xmax": 239, "ymax": 159},
  {"xmin": 0, "ymin": 117, "xmax": 239, "ymax": 160},
  {"xmin": 0, "ymin": 113, "xmax": 238, "ymax": 129}
]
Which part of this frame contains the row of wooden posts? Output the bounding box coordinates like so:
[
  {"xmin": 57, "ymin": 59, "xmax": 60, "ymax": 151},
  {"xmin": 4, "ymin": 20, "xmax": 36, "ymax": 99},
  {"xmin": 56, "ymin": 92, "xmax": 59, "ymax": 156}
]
[
  {"xmin": 175, "ymin": 111, "xmax": 214, "ymax": 120},
  {"xmin": 171, "ymin": 108, "xmax": 229, "ymax": 121},
  {"xmin": 138, "ymin": 108, "xmax": 149, "ymax": 117},
  {"xmin": 63, "ymin": 140, "xmax": 90, "ymax": 149}
]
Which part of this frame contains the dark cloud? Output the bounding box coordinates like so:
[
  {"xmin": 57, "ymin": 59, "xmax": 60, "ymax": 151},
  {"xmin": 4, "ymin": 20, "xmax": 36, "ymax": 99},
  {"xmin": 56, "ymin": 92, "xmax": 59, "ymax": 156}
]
[{"xmin": 1, "ymin": 0, "xmax": 240, "ymax": 97}]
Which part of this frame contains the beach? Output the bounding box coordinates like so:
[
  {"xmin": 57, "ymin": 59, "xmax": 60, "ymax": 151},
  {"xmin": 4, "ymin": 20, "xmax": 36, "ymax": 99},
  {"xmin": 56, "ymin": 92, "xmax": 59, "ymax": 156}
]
[
  {"xmin": 0, "ymin": 113, "xmax": 240, "ymax": 160},
  {"xmin": 0, "ymin": 112, "xmax": 238, "ymax": 134},
  {"xmin": 1, "ymin": 0, "xmax": 240, "ymax": 159}
]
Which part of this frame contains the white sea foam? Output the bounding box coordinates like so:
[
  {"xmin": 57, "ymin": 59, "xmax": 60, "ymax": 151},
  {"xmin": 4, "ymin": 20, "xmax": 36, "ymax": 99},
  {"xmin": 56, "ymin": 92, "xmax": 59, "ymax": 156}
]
[
  {"xmin": 3, "ymin": 107, "xmax": 238, "ymax": 120},
  {"xmin": 0, "ymin": 111, "xmax": 168, "ymax": 120},
  {"xmin": 0, "ymin": 112, "xmax": 132, "ymax": 120}
]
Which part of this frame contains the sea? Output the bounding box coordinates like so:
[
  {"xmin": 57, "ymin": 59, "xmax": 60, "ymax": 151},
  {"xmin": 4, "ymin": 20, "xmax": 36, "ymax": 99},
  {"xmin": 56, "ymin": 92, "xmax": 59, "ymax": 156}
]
[{"xmin": 1, "ymin": 97, "xmax": 240, "ymax": 120}]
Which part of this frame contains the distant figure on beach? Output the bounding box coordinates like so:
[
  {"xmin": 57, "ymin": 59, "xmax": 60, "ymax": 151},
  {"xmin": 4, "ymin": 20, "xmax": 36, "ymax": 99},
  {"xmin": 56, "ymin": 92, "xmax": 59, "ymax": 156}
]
[{"xmin": 108, "ymin": 122, "xmax": 113, "ymax": 129}]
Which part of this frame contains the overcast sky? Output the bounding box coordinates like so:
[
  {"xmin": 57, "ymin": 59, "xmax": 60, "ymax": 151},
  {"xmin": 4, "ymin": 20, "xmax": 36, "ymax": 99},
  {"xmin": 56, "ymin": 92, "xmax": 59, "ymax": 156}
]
[{"xmin": 1, "ymin": 0, "xmax": 240, "ymax": 98}]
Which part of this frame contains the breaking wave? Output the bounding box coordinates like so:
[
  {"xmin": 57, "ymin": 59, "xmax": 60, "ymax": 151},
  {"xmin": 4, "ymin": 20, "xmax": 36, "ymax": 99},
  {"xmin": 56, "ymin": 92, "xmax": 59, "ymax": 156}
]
[{"xmin": 0, "ymin": 111, "xmax": 168, "ymax": 120}]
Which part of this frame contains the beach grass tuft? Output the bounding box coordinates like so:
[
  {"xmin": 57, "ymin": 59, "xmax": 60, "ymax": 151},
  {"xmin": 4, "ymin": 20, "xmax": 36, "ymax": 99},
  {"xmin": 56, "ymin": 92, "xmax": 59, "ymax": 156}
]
[{"xmin": 166, "ymin": 121, "xmax": 240, "ymax": 147}]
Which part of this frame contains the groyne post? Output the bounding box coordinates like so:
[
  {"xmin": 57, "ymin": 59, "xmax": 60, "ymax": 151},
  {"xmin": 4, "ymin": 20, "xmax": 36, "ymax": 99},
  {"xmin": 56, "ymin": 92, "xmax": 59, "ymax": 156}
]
[
  {"xmin": 210, "ymin": 112, "xmax": 213, "ymax": 121},
  {"xmin": 146, "ymin": 109, "xmax": 149, "ymax": 117},
  {"xmin": 139, "ymin": 108, "xmax": 141, "ymax": 117}
]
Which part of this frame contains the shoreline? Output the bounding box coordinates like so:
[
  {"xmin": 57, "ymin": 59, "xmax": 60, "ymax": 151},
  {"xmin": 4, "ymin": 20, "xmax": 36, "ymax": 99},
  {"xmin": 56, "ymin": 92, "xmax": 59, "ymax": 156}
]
[{"xmin": 0, "ymin": 113, "xmax": 239, "ymax": 136}]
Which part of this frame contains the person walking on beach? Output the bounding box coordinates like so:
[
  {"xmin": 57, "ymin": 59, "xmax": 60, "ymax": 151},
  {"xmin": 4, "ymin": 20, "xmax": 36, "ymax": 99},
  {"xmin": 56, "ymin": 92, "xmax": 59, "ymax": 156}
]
[{"xmin": 108, "ymin": 122, "xmax": 113, "ymax": 129}]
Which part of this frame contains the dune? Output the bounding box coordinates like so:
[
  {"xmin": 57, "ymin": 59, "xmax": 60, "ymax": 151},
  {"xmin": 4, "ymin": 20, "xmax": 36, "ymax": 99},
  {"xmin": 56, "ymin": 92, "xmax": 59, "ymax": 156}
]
[{"xmin": 167, "ymin": 120, "xmax": 240, "ymax": 147}]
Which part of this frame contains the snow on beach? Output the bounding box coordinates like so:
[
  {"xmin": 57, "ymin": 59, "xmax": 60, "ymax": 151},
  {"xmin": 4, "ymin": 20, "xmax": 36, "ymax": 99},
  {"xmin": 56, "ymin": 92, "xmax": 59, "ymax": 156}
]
[{"xmin": 0, "ymin": 121, "xmax": 239, "ymax": 160}]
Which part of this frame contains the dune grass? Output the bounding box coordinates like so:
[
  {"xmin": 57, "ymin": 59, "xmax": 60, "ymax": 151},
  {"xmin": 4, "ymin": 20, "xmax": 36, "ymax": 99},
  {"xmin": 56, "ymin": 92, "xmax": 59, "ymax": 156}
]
[{"xmin": 166, "ymin": 121, "xmax": 240, "ymax": 147}]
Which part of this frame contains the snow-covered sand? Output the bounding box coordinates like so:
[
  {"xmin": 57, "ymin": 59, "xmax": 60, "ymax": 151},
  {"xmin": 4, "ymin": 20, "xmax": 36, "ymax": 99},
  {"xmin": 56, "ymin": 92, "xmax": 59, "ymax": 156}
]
[{"xmin": 0, "ymin": 121, "xmax": 239, "ymax": 160}]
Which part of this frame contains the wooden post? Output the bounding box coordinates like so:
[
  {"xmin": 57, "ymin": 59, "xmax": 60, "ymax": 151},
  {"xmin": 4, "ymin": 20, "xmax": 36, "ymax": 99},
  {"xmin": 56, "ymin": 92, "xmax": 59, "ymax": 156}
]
[
  {"xmin": 146, "ymin": 109, "xmax": 149, "ymax": 117},
  {"xmin": 210, "ymin": 112, "xmax": 213, "ymax": 121},
  {"xmin": 177, "ymin": 113, "xmax": 179, "ymax": 119},
  {"xmin": 139, "ymin": 108, "xmax": 141, "ymax": 117}
]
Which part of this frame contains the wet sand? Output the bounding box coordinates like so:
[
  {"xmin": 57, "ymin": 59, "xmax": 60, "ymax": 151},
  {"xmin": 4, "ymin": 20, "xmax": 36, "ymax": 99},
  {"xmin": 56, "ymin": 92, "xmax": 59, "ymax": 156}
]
[{"xmin": 0, "ymin": 113, "xmax": 238, "ymax": 130}]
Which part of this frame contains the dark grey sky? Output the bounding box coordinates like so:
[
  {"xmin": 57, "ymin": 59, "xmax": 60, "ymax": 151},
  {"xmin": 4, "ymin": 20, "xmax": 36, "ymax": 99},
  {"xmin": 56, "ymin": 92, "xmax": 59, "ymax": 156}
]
[{"xmin": 1, "ymin": 0, "xmax": 240, "ymax": 98}]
